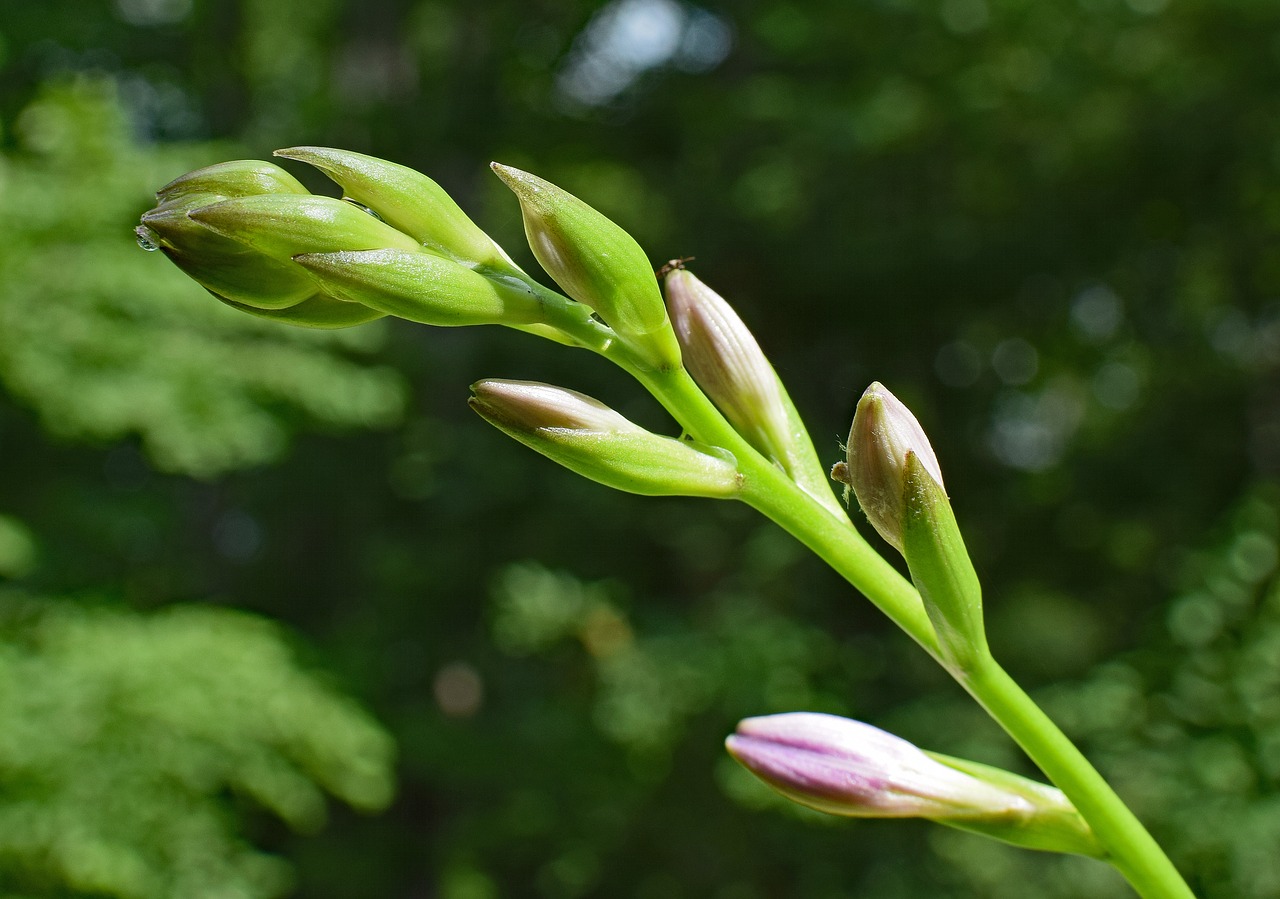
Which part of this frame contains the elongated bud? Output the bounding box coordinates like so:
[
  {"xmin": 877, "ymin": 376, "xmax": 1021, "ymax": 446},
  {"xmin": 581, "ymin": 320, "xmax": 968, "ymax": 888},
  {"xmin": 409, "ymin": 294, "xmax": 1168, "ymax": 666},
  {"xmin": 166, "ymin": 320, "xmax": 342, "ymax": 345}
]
[
  {"xmin": 188, "ymin": 194, "xmax": 424, "ymax": 261},
  {"xmin": 726, "ymin": 713, "xmax": 1102, "ymax": 857},
  {"xmin": 664, "ymin": 267, "xmax": 841, "ymax": 514},
  {"xmin": 469, "ymin": 379, "xmax": 741, "ymax": 498},
  {"xmin": 839, "ymin": 382, "xmax": 944, "ymax": 552},
  {"xmin": 276, "ymin": 147, "xmax": 522, "ymax": 274},
  {"xmin": 294, "ymin": 249, "xmax": 546, "ymax": 327},
  {"xmin": 154, "ymin": 159, "xmax": 312, "ymax": 204},
  {"xmin": 901, "ymin": 451, "xmax": 988, "ymax": 670},
  {"xmin": 491, "ymin": 163, "xmax": 682, "ymax": 371}
]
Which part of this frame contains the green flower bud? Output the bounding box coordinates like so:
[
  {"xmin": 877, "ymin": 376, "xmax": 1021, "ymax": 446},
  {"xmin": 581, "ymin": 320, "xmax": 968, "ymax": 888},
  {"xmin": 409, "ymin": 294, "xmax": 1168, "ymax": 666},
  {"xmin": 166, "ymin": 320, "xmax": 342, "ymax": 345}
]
[
  {"xmin": 294, "ymin": 249, "xmax": 547, "ymax": 327},
  {"xmin": 139, "ymin": 199, "xmax": 318, "ymax": 311},
  {"xmin": 664, "ymin": 266, "xmax": 841, "ymax": 514},
  {"xmin": 187, "ymin": 194, "xmax": 424, "ymax": 262},
  {"xmin": 840, "ymin": 382, "xmax": 944, "ymax": 552},
  {"xmin": 491, "ymin": 163, "xmax": 682, "ymax": 371},
  {"xmin": 139, "ymin": 161, "xmax": 321, "ymax": 311},
  {"xmin": 154, "ymin": 159, "xmax": 311, "ymax": 205},
  {"xmin": 276, "ymin": 146, "xmax": 522, "ymax": 274},
  {"xmin": 469, "ymin": 379, "xmax": 741, "ymax": 498}
]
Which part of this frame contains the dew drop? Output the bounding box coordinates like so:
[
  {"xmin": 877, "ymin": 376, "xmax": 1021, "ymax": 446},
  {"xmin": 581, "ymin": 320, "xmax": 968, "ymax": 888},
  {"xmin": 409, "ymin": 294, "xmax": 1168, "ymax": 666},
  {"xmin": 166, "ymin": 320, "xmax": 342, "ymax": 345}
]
[
  {"xmin": 134, "ymin": 225, "xmax": 161, "ymax": 251},
  {"xmin": 341, "ymin": 197, "xmax": 382, "ymax": 220}
]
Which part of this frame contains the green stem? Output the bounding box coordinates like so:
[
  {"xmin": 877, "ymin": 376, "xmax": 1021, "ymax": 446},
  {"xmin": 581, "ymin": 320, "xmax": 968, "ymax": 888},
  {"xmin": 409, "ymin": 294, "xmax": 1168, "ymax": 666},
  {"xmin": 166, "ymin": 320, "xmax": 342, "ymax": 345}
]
[
  {"xmin": 634, "ymin": 365, "xmax": 1191, "ymax": 898},
  {"xmin": 638, "ymin": 364, "xmax": 942, "ymax": 659},
  {"xmin": 960, "ymin": 658, "xmax": 1195, "ymax": 899},
  {"xmin": 545, "ymin": 313, "xmax": 1192, "ymax": 896}
]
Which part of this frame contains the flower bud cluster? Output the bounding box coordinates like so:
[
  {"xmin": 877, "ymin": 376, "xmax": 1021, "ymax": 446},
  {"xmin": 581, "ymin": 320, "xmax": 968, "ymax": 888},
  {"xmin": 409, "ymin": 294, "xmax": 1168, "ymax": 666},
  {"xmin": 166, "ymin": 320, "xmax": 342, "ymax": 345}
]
[{"xmin": 137, "ymin": 153, "xmax": 555, "ymax": 331}]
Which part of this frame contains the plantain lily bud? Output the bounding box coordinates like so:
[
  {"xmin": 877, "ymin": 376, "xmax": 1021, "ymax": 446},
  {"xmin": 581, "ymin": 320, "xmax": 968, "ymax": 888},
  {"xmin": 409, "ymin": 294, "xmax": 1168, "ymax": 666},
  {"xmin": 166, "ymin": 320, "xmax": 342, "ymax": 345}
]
[
  {"xmin": 139, "ymin": 161, "xmax": 324, "ymax": 312},
  {"xmin": 276, "ymin": 147, "xmax": 523, "ymax": 275},
  {"xmin": 468, "ymin": 379, "xmax": 741, "ymax": 498},
  {"xmin": 187, "ymin": 194, "xmax": 424, "ymax": 261},
  {"xmin": 726, "ymin": 713, "xmax": 1102, "ymax": 857},
  {"xmin": 294, "ymin": 249, "xmax": 547, "ymax": 327},
  {"xmin": 663, "ymin": 266, "xmax": 841, "ymax": 513},
  {"xmin": 153, "ymin": 159, "xmax": 311, "ymax": 205},
  {"xmin": 140, "ymin": 198, "xmax": 320, "ymax": 311},
  {"xmin": 491, "ymin": 163, "xmax": 682, "ymax": 371},
  {"xmin": 838, "ymin": 382, "xmax": 944, "ymax": 552}
]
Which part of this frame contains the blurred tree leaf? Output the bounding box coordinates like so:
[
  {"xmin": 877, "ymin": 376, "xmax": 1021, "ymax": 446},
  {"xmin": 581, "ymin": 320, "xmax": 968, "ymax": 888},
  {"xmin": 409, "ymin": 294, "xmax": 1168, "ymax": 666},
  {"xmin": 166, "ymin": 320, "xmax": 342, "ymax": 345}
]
[
  {"xmin": 0, "ymin": 593, "xmax": 395, "ymax": 899},
  {"xmin": 0, "ymin": 78, "xmax": 406, "ymax": 478}
]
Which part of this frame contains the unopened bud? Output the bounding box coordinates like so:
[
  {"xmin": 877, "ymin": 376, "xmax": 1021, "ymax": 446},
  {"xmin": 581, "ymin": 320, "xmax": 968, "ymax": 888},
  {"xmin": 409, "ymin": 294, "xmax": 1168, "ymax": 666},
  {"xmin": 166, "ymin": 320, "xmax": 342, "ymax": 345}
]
[
  {"xmin": 139, "ymin": 161, "xmax": 321, "ymax": 311},
  {"xmin": 294, "ymin": 249, "xmax": 546, "ymax": 327},
  {"xmin": 839, "ymin": 382, "xmax": 944, "ymax": 552},
  {"xmin": 276, "ymin": 147, "xmax": 521, "ymax": 274},
  {"xmin": 664, "ymin": 267, "xmax": 839, "ymax": 512},
  {"xmin": 727, "ymin": 712, "xmax": 1024, "ymax": 819},
  {"xmin": 187, "ymin": 194, "xmax": 423, "ymax": 261},
  {"xmin": 154, "ymin": 159, "xmax": 311, "ymax": 204},
  {"xmin": 727, "ymin": 712, "xmax": 1102, "ymax": 857},
  {"xmin": 469, "ymin": 379, "xmax": 741, "ymax": 498},
  {"xmin": 491, "ymin": 163, "xmax": 682, "ymax": 371}
]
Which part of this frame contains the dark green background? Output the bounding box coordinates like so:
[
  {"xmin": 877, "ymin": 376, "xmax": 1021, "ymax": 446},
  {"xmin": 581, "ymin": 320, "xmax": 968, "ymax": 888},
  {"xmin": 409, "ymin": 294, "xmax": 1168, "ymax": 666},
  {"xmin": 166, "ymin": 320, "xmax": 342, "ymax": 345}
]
[{"xmin": 2, "ymin": 1, "xmax": 1279, "ymax": 896}]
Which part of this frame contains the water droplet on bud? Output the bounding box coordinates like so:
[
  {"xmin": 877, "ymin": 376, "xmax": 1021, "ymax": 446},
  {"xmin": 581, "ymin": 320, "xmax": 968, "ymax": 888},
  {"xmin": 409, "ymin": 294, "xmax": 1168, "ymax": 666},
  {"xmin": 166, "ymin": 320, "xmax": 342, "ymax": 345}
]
[{"xmin": 134, "ymin": 225, "xmax": 160, "ymax": 251}]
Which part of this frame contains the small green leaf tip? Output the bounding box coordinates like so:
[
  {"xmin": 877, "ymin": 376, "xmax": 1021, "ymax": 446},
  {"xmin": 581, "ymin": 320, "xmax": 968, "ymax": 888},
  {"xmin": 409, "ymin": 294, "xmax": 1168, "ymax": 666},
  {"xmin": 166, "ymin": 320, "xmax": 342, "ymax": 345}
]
[
  {"xmin": 490, "ymin": 163, "xmax": 682, "ymax": 371},
  {"xmin": 468, "ymin": 379, "xmax": 741, "ymax": 498},
  {"xmin": 845, "ymin": 382, "xmax": 944, "ymax": 552}
]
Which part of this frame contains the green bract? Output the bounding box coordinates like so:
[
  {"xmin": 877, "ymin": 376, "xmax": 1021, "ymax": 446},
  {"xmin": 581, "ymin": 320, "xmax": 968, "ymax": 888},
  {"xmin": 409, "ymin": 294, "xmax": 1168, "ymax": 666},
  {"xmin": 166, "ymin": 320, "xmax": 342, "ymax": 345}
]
[{"xmin": 901, "ymin": 451, "xmax": 988, "ymax": 672}]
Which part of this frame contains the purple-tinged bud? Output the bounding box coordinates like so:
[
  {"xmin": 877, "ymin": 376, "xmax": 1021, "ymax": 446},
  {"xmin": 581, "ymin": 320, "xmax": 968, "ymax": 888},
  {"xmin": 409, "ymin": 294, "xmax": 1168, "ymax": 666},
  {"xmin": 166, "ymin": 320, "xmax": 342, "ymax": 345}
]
[
  {"xmin": 469, "ymin": 379, "xmax": 741, "ymax": 498},
  {"xmin": 727, "ymin": 712, "xmax": 1024, "ymax": 819},
  {"xmin": 838, "ymin": 382, "xmax": 944, "ymax": 552},
  {"xmin": 664, "ymin": 267, "xmax": 841, "ymax": 514},
  {"xmin": 664, "ymin": 268, "xmax": 789, "ymax": 455},
  {"xmin": 726, "ymin": 713, "xmax": 1103, "ymax": 856}
]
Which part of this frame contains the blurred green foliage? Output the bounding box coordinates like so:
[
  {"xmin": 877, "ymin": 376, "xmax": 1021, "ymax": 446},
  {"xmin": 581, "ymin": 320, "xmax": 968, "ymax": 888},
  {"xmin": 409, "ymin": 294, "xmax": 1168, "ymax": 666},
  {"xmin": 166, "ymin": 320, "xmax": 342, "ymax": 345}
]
[
  {"xmin": 3, "ymin": 0, "xmax": 1280, "ymax": 896},
  {"xmin": 0, "ymin": 80, "xmax": 404, "ymax": 478},
  {"xmin": 0, "ymin": 594, "xmax": 394, "ymax": 898}
]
